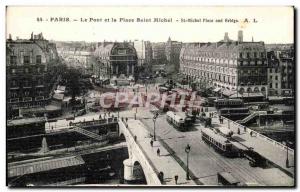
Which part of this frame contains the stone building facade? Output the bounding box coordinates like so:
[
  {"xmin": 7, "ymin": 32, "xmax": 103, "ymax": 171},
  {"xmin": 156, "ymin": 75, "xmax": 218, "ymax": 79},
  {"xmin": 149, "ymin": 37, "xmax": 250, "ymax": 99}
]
[
  {"xmin": 133, "ymin": 40, "xmax": 152, "ymax": 73},
  {"xmin": 266, "ymin": 45, "xmax": 294, "ymax": 97},
  {"xmin": 6, "ymin": 33, "xmax": 60, "ymax": 117},
  {"xmin": 180, "ymin": 31, "xmax": 268, "ymax": 97},
  {"xmin": 277, "ymin": 49, "xmax": 294, "ymax": 96},
  {"xmin": 165, "ymin": 37, "xmax": 182, "ymax": 72},
  {"xmin": 152, "ymin": 42, "xmax": 167, "ymax": 65},
  {"xmin": 267, "ymin": 51, "xmax": 282, "ymax": 96},
  {"xmin": 93, "ymin": 42, "xmax": 138, "ymax": 79}
]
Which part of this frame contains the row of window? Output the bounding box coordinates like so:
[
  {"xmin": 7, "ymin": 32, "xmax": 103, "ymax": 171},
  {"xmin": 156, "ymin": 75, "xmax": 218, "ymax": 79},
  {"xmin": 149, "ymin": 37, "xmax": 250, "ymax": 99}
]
[
  {"xmin": 269, "ymin": 83, "xmax": 279, "ymax": 89},
  {"xmin": 239, "ymin": 60, "xmax": 266, "ymax": 66},
  {"xmin": 182, "ymin": 69, "xmax": 236, "ymax": 84},
  {"xmin": 183, "ymin": 63, "xmax": 237, "ymax": 74},
  {"xmin": 239, "ymin": 87, "xmax": 266, "ymax": 93},
  {"xmin": 183, "ymin": 67, "xmax": 266, "ymax": 77},
  {"xmin": 10, "ymin": 55, "xmax": 42, "ymax": 65},
  {"xmin": 182, "ymin": 57, "xmax": 238, "ymax": 65},
  {"xmin": 9, "ymin": 91, "xmax": 44, "ymax": 98},
  {"xmin": 269, "ymin": 75, "xmax": 279, "ymax": 80},
  {"xmin": 269, "ymin": 68, "xmax": 280, "ymax": 73},
  {"xmin": 182, "ymin": 51, "xmax": 265, "ymax": 60},
  {"xmin": 10, "ymin": 79, "xmax": 44, "ymax": 87},
  {"xmin": 202, "ymin": 132, "xmax": 228, "ymax": 151},
  {"xmin": 181, "ymin": 59, "xmax": 266, "ymax": 68},
  {"xmin": 10, "ymin": 67, "xmax": 45, "ymax": 74}
]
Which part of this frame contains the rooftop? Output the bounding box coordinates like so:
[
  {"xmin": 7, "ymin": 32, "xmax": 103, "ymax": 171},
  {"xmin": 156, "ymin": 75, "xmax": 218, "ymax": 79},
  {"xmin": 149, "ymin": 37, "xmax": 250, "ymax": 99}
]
[{"xmin": 7, "ymin": 117, "xmax": 46, "ymax": 126}]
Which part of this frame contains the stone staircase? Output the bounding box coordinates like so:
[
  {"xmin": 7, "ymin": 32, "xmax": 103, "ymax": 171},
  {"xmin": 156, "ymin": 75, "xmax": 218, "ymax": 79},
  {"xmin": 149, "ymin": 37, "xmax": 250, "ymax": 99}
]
[
  {"xmin": 236, "ymin": 111, "xmax": 267, "ymax": 124},
  {"xmin": 72, "ymin": 126, "xmax": 106, "ymax": 141}
]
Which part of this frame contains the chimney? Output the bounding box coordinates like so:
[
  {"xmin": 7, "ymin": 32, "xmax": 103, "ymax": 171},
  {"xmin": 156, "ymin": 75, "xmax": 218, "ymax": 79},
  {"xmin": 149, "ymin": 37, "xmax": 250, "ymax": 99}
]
[
  {"xmin": 224, "ymin": 32, "xmax": 229, "ymax": 42},
  {"xmin": 252, "ymin": 36, "xmax": 254, "ymax": 42},
  {"xmin": 8, "ymin": 34, "xmax": 12, "ymax": 40},
  {"xmin": 238, "ymin": 30, "xmax": 243, "ymax": 43},
  {"xmin": 31, "ymin": 32, "xmax": 33, "ymax": 40}
]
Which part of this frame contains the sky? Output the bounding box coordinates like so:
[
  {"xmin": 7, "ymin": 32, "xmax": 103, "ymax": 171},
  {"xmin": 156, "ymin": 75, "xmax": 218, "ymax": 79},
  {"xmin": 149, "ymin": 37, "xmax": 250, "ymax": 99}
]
[{"xmin": 6, "ymin": 6, "xmax": 294, "ymax": 43}]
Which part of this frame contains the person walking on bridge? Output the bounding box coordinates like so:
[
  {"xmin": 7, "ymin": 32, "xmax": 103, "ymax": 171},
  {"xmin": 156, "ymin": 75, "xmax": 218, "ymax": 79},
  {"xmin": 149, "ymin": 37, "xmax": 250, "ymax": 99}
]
[
  {"xmin": 150, "ymin": 140, "xmax": 153, "ymax": 147},
  {"xmin": 157, "ymin": 148, "xmax": 160, "ymax": 156},
  {"xmin": 174, "ymin": 175, "xmax": 178, "ymax": 185}
]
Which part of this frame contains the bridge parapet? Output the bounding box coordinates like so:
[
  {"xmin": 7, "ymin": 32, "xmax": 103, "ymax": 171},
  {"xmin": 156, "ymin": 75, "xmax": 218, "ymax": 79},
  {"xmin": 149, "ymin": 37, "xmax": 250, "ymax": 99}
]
[
  {"xmin": 118, "ymin": 119, "xmax": 162, "ymax": 185},
  {"xmin": 225, "ymin": 117, "xmax": 294, "ymax": 155}
]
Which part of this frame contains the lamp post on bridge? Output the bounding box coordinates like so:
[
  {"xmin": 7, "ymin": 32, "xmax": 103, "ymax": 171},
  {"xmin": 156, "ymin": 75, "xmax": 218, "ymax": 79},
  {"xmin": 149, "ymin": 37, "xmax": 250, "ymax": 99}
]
[
  {"xmin": 153, "ymin": 112, "xmax": 159, "ymax": 141},
  {"xmin": 227, "ymin": 110, "xmax": 230, "ymax": 129},
  {"xmin": 185, "ymin": 144, "xmax": 191, "ymax": 180},
  {"xmin": 134, "ymin": 88, "xmax": 138, "ymax": 120},
  {"xmin": 286, "ymin": 140, "xmax": 289, "ymax": 168}
]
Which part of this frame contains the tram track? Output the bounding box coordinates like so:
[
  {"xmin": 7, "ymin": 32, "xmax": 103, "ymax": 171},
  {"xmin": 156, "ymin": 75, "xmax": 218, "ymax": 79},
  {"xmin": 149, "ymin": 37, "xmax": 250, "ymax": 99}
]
[{"xmin": 141, "ymin": 115, "xmax": 270, "ymax": 185}]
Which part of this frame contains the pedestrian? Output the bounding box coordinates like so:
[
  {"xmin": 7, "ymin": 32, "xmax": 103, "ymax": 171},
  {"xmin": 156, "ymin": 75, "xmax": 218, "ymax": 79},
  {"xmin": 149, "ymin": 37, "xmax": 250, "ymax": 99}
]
[
  {"xmin": 244, "ymin": 126, "xmax": 246, "ymax": 132},
  {"xmin": 237, "ymin": 128, "xmax": 240, "ymax": 135},
  {"xmin": 150, "ymin": 140, "xmax": 153, "ymax": 147},
  {"xmin": 157, "ymin": 148, "xmax": 160, "ymax": 156},
  {"xmin": 134, "ymin": 135, "xmax": 137, "ymax": 141},
  {"xmin": 174, "ymin": 175, "xmax": 178, "ymax": 185},
  {"xmin": 250, "ymin": 131, "xmax": 253, "ymax": 137}
]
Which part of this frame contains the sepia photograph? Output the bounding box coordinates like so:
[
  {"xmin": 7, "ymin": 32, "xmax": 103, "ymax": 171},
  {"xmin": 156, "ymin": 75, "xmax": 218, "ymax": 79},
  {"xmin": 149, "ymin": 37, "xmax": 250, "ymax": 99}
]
[{"xmin": 5, "ymin": 6, "xmax": 295, "ymax": 187}]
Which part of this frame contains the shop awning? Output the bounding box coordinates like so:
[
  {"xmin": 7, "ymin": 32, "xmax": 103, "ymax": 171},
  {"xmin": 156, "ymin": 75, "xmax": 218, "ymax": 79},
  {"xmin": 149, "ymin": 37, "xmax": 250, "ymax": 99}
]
[
  {"xmin": 213, "ymin": 87, "xmax": 221, "ymax": 92},
  {"xmin": 53, "ymin": 93, "xmax": 64, "ymax": 101},
  {"xmin": 230, "ymin": 92, "xmax": 264, "ymax": 98},
  {"xmin": 222, "ymin": 89, "xmax": 237, "ymax": 97},
  {"xmin": 56, "ymin": 85, "xmax": 66, "ymax": 92}
]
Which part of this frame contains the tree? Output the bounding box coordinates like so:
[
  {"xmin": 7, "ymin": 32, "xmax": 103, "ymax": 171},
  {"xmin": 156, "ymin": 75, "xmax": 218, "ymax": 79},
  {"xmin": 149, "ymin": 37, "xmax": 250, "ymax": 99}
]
[{"xmin": 67, "ymin": 68, "xmax": 81, "ymax": 103}]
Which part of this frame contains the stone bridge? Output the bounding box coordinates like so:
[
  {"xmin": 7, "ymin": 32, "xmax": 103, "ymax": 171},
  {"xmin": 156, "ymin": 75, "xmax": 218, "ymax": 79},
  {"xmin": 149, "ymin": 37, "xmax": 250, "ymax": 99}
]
[{"xmin": 118, "ymin": 119, "xmax": 162, "ymax": 185}]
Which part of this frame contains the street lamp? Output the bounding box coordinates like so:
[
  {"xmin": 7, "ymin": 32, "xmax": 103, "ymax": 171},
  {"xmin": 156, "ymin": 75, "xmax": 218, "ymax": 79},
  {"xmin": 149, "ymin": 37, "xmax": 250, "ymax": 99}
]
[
  {"xmin": 134, "ymin": 88, "xmax": 138, "ymax": 120},
  {"xmin": 185, "ymin": 144, "xmax": 191, "ymax": 180},
  {"xmin": 227, "ymin": 110, "xmax": 230, "ymax": 129},
  {"xmin": 153, "ymin": 112, "xmax": 158, "ymax": 141}
]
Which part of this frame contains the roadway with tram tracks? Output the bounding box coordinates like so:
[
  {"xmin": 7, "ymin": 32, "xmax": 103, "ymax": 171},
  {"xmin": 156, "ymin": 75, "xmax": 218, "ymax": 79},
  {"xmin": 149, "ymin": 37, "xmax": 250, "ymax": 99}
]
[
  {"xmin": 43, "ymin": 84, "xmax": 293, "ymax": 186},
  {"xmin": 138, "ymin": 106, "xmax": 293, "ymax": 186}
]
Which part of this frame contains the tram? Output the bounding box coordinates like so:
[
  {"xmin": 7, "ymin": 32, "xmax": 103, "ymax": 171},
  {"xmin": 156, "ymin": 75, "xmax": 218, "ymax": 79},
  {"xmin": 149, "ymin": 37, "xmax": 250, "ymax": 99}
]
[
  {"xmin": 166, "ymin": 111, "xmax": 192, "ymax": 131},
  {"xmin": 201, "ymin": 128, "xmax": 236, "ymax": 157},
  {"xmin": 214, "ymin": 99, "xmax": 244, "ymax": 109},
  {"xmin": 219, "ymin": 107, "xmax": 250, "ymax": 120}
]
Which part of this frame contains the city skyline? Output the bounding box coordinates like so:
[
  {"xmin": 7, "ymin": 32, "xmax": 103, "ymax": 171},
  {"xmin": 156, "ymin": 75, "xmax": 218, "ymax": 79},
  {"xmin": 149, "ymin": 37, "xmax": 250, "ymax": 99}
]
[{"xmin": 6, "ymin": 6, "xmax": 294, "ymax": 44}]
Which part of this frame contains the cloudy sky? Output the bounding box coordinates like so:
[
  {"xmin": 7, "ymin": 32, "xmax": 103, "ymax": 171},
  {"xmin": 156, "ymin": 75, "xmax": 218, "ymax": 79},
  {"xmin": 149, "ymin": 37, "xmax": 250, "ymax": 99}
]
[{"xmin": 6, "ymin": 6, "xmax": 294, "ymax": 43}]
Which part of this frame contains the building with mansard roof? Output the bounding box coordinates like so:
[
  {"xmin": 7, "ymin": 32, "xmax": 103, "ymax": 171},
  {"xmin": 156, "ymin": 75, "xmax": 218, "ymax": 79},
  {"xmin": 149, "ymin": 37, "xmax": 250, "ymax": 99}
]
[
  {"xmin": 180, "ymin": 30, "xmax": 268, "ymax": 99},
  {"xmin": 6, "ymin": 33, "xmax": 60, "ymax": 118}
]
